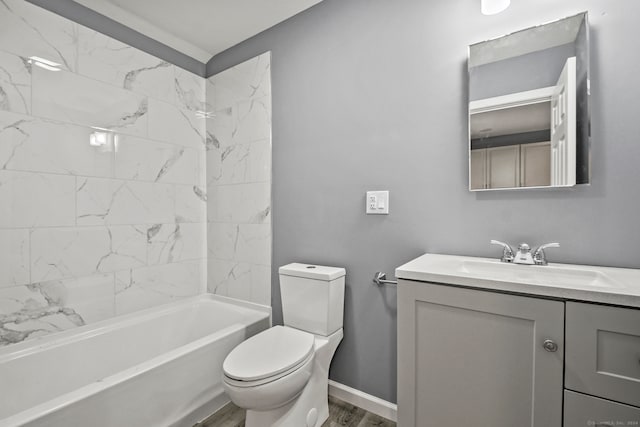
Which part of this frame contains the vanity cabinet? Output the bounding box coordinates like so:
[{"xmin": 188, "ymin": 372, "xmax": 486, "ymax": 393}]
[
  {"xmin": 397, "ymin": 280, "xmax": 640, "ymax": 427},
  {"xmin": 564, "ymin": 390, "xmax": 640, "ymax": 427},
  {"xmin": 397, "ymin": 280, "xmax": 564, "ymax": 427},
  {"xmin": 565, "ymin": 302, "xmax": 640, "ymax": 408},
  {"xmin": 564, "ymin": 302, "xmax": 640, "ymax": 427}
]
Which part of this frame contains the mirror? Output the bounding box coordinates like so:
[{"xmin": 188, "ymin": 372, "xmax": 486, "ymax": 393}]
[{"xmin": 468, "ymin": 12, "xmax": 590, "ymax": 191}]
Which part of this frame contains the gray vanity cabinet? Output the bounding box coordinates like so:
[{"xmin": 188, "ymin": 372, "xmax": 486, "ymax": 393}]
[
  {"xmin": 564, "ymin": 390, "xmax": 640, "ymax": 427},
  {"xmin": 565, "ymin": 302, "xmax": 640, "ymax": 408},
  {"xmin": 564, "ymin": 302, "xmax": 640, "ymax": 427},
  {"xmin": 397, "ymin": 280, "xmax": 564, "ymax": 427}
]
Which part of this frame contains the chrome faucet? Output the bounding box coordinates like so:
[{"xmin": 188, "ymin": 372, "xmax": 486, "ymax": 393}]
[
  {"xmin": 514, "ymin": 243, "xmax": 534, "ymax": 265},
  {"xmin": 533, "ymin": 243, "xmax": 560, "ymax": 265},
  {"xmin": 490, "ymin": 240, "xmax": 514, "ymax": 263},
  {"xmin": 491, "ymin": 240, "xmax": 560, "ymax": 265}
]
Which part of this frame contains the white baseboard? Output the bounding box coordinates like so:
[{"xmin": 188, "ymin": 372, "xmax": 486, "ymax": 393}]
[{"xmin": 328, "ymin": 380, "xmax": 397, "ymax": 422}]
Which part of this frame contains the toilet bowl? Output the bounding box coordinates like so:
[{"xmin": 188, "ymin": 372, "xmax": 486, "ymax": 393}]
[
  {"xmin": 223, "ymin": 325, "xmax": 316, "ymax": 411},
  {"xmin": 222, "ymin": 263, "xmax": 346, "ymax": 427}
]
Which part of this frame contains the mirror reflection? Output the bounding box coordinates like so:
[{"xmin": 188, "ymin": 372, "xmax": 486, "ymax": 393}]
[{"xmin": 468, "ymin": 12, "xmax": 590, "ymax": 191}]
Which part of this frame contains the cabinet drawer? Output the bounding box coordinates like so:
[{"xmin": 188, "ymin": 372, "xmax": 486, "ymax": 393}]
[
  {"xmin": 564, "ymin": 390, "xmax": 640, "ymax": 427},
  {"xmin": 566, "ymin": 302, "xmax": 640, "ymax": 407}
]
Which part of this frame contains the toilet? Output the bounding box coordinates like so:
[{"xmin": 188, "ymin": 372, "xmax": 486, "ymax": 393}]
[{"xmin": 222, "ymin": 263, "xmax": 346, "ymax": 427}]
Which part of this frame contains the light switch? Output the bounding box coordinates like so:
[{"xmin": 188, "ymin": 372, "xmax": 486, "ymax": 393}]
[
  {"xmin": 368, "ymin": 194, "xmax": 377, "ymax": 210},
  {"xmin": 366, "ymin": 191, "xmax": 389, "ymax": 215}
]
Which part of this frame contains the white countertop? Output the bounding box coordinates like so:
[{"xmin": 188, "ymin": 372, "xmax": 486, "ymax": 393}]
[{"xmin": 396, "ymin": 253, "xmax": 640, "ymax": 308}]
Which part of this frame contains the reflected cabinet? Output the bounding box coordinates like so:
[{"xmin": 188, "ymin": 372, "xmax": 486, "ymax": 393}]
[{"xmin": 470, "ymin": 141, "xmax": 551, "ymax": 189}]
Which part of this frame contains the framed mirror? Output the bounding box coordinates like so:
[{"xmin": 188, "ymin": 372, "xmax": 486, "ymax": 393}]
[{"xmin": 468, "ymin": 12, "xmax": 590, "ymax": 191}]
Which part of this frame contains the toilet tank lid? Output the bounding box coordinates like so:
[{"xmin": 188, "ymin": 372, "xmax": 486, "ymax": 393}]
[{"xmin": 279, "ymin": 263, "xmax": 346, "ymax": 281}]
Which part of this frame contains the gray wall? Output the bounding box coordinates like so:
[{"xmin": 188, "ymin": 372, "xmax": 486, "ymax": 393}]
[
  {"xmin": 207, "ymin": 0, "xmax": 640, "ymax": 404},
  {"xmin": 469, "ymin": 43, "xmax": 576, "ymax": 100}
]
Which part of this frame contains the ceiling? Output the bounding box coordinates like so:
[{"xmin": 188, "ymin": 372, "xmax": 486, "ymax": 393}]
[
  {"xmin": 471, "ymin": 102, "xmax": 551, "ymax": 139},
  {"xmin": 73, "ymin": 0, "xmax": 324, "ymax": 63},
  {"xmin": 469, "ymin": 12, "xmax": 585, "ymax": 67}
]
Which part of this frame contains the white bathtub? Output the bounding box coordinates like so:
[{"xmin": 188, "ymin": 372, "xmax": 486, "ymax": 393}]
[{"xmin": 0, "ymin": 294, "xmax": 270, "ymax": 427}]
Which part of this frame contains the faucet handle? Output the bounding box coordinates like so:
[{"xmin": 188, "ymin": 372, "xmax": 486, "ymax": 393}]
[
  {"xmin": 537, "ymin": 242, "xmax": 560, "ymax": 250},
  {"xmin": 533, "ymin": 243, "xmax": 560, "ymax": 265},
  {"xmin": 491, "ymin": 239, "xmax": 511, "ymax": 248},
  {"xmin": 490, "ymin": 240, "xmax": 514, "ymax": 263}
]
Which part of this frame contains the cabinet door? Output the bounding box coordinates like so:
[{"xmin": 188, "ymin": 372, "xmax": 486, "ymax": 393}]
[
  {"xmin": 564, "ymin": 390, "xmax": 640, "ymax": 427},
  {"xmin": 470, "ymin": 148, "xmax": 487, "ymax": 190},
  {"xmin": 397, "ymin": 281, "xmax": 564, "ymax": 427},
  {"xmin": 487, "ymin": 145, "xmax": 520, "ymax": 188},
  {"xmin": 520, "ymin": 141, "xmax": 551, "ymax": 187}
]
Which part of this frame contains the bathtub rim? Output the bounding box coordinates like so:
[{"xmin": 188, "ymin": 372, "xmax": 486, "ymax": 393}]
[
  {"xmin": 0, "ymin": 293, "xmax": 271, "ymax": 362},
  {"xmin": 0, "ymin": 293, "xmax": 271, "ymax": 426}
]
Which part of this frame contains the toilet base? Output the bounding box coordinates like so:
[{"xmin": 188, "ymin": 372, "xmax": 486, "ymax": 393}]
[{"xmin": 244, "ymin": 328, "xmax": 343, "ymax": 427}]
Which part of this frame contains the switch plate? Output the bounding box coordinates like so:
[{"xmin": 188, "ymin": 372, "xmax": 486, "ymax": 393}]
[{"xmin": 366, "ymin": 191, "xmax": 389, "ymax": 215}]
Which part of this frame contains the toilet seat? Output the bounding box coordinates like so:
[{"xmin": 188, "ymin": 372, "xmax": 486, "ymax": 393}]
[
  {"xmin": 224, "ymin": 351, "xmax": 314, "ymax": 388},
  {"xmin": 223, "ymin": 348, "xmax": 315, "ymax": 411},
  {"xmin": 223, "ymin": 326, "xmax": 315, "ymax": 386}
]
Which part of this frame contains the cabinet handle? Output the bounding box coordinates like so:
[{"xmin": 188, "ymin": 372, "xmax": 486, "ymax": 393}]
[{"xmin": 543, "ymin": 339, "xmax": 558, "ymax": 352}]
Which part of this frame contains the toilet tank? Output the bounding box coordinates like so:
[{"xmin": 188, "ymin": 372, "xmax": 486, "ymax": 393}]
[{"xmin": 278, "ymin": 263, "xmax": 346, "ymax": 336}]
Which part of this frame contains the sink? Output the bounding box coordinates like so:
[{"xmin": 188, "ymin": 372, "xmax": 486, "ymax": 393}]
[
  {"xmin": 396, "ymin": 253, "xmax": 640, "ymax": 309},
  {"xmin": 460, "ymin": 260, "xmax": 622, "ymax": 289}
]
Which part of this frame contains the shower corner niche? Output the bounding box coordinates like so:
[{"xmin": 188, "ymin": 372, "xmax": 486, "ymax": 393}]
[{"xmin": 468, "ymin": 12, "xmax": 590, "ymax": 191}]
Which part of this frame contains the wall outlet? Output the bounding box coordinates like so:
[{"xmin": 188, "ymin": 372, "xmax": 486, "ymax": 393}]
[{"xmin": 366, "ymin": 191, "xmax": 389, "ymax": 215}]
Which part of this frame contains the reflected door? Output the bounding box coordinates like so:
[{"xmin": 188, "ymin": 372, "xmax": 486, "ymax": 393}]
[{"xmin": 551, "ymin": 57, "xmax": 577, "ymax": 186}]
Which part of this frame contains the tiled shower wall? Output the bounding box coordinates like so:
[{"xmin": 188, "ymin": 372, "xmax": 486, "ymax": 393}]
[
  {"xmin": 206, "ymin": 53, "xmax": 272, "ymax": 306},
  {"xmin": 0, "ymin": 0, "xmax": 209, "ymax": 345}
]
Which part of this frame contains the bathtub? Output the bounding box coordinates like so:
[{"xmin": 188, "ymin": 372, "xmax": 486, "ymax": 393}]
[{"xmin": 0, "ymin": 294, "xmax": 270, "ymax": 427}]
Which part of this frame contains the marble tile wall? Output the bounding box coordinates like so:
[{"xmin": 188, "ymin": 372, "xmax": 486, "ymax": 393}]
[
  {"xmin": 206, "ymin": 53, "xmax": 272, "ymax": 306},
  {"xmin": 0, "ymin": 0, "xmax": 208, "ymax": 346}
]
